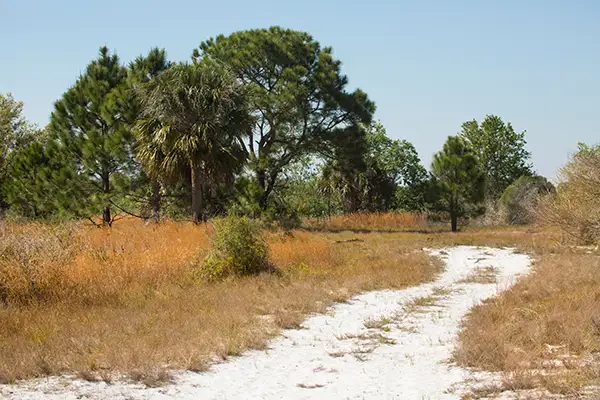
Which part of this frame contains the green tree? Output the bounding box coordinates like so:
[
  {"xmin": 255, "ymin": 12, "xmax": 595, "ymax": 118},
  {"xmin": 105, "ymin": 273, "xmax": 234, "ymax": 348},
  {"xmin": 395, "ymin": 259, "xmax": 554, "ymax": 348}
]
[
  {"xmin": 460, "ymin": 115, "xmax": 532, "ymax": 200},
  {"xmin": 50, "ymin": 47, "xmax": 135, "ymax": 225},
  {"xmin": 364, "ymin": 122, "xmax": 428, "ymax": 211},
  {"xmin": 318, "ymin": 122, "xmax": 427, "ymax": 213},
  {"xmin": 2, "ymin": 129, "xmax": 62, "ymax": 218},
  {"xmin": 194, "ymin": 26, "xmax": 375, "ymax": 211},
  {"xmin": 0, "ymin": 93, "xmax": 37, "ymax": 212},
  {"xmin": 128, "ymin": 48, "xmax": 172, "ymax": 222},
  {"xmin": 135, "ymin": 61, "xmax": 251, "ymax": 223},
  {"xmin": 431, "ymin": 136, "xmax": 485, "ymax": 232}
]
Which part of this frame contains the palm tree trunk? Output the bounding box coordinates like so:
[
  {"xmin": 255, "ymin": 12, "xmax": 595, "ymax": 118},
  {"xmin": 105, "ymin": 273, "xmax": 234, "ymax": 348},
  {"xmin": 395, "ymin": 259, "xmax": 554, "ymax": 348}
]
[{"xmin": 190, "ymin": 159, "xmax": 203, "ymax": 223}]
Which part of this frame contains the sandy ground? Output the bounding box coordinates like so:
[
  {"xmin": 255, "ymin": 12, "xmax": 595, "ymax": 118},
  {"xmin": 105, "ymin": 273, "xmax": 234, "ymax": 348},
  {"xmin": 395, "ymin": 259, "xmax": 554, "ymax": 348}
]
[{"xmin": 1, "ymin": 246, "xmax": 531, "ymax": 399}]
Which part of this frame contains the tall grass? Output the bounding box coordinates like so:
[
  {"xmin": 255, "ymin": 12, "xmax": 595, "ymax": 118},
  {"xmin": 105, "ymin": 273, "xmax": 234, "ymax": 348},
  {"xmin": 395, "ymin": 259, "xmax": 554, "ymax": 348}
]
[
  {"xmin": 0, "ymin": 219, "xmax": 212, "ymax": 306},
  {"xmin": 0, "ymin": 217, "xmax": 441, "ymax": 383}
]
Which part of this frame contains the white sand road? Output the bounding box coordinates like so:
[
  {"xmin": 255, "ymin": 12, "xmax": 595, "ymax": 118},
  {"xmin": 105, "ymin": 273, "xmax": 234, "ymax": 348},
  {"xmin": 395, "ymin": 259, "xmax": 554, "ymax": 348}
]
[{"xmin": 1, "ymin": 246, "xmax": 531, "ymax": 400}]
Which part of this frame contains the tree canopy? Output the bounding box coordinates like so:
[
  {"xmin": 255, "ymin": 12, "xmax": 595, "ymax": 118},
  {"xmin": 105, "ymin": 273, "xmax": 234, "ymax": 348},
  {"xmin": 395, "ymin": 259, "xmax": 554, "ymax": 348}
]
[
  {"xmin": 431, "ymin": 136, "xmax": 485, "ymax": 232},
  {"xmin": 194, "ymin": 26, "xmax": 376, "ymax": 210},
  {"xmin": 50, "ymin": 46, "xmax": 135, "ymax": 225},
  {"xmin": 135, "ymin": 61, "xmax": 251, "ymax": 222},
  {"xmin": 460, "ymin": 115, "xmax": 532, "ymax": 200}
]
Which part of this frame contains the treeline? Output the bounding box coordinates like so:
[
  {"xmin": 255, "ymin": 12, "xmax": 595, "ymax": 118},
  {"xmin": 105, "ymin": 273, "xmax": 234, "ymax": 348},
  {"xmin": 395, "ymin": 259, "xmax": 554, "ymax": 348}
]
[{"xmin": 1, "ymin": 26, "xmax": 546, "ymax": 229}]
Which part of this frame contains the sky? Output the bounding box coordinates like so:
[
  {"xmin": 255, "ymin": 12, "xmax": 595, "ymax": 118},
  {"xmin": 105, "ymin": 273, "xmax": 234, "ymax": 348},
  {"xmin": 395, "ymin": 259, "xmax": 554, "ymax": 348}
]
[{"xmin": 2, "ymin": 0, "xmax": 599, "ymax": 179}]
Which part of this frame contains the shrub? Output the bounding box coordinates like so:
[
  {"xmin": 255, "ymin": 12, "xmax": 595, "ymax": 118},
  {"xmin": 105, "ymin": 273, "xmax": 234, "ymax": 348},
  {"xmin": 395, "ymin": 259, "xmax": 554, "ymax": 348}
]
[
  {"xmin": 538, "ymin": 143, "xmax": 600, "ymax": 244},
  {"xmin": 197, "ymin": 215, "xmax": 272, "ymax": 281},
  {"xmin": 500, "ymin": 175, "xmax": 555, "ymax": 225}
]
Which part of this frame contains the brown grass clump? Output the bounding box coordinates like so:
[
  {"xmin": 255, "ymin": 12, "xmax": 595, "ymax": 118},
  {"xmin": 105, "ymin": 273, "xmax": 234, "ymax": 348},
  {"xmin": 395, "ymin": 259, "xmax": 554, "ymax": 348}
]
[
  {"xmin": 457, "ymin": 266, "xmax": 498, "ymax": 284},
  {"xmin": 0, "ymin": 217, "xmax": 442, "ymax": 383},
  {"xmin": 455, "ymin": 249, "xmax": 600, "ymax": 394}
]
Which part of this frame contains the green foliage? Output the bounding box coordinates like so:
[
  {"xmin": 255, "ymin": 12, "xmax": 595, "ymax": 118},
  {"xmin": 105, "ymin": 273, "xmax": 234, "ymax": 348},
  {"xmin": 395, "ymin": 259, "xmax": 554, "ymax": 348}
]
[
  {"xmin": 127, "ymin": 48, "xmax": 172, "ymax": 222},
  {"xmin": 319, "ymin": 122, "xmax": 428, "ymax": 213},
  {"xmin": 460, "ymin": 115, "xmax": 533, "ymax": 200},
  {"xmin": 2, "ymin": 130, "xmax": 63, "ymax": 219},
  {"xmin": 49, "ymin": 47, "xmax": 136, "ymax": 225},
  {"xmin": 135, "ymin": 60, "xmax": 251, "ymax": 222},
  {"xmin": 0, "ymin": 93, "xmax": 38, "ymax": 212},
  {"xmin": 500, "ymin": 175, "xmax": 555, "ymax": 225},
  {"xmin": 431, "ymin": 136, "xmax": 485, "ymax": 231},
  {"xmin": 195, "ymin": 26, "xmax": 375, "ymax": 211},
  {"xmin": 197, "ymin": 215, "xmax": 271, "ymax": 281}
]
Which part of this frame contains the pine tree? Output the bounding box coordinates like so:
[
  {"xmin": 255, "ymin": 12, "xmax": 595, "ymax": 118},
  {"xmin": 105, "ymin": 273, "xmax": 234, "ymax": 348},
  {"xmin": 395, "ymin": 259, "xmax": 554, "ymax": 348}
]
[
  {"xmin": 2, "ymin": 130, "xmax": 62, "ymax": 218},
  {"xmin": 431, "ymin": 136, "xmax": 485, "ymax": 232},
  {"xmin": 50, "ymin": 47, "xmax": 134, "ymax": 225}
]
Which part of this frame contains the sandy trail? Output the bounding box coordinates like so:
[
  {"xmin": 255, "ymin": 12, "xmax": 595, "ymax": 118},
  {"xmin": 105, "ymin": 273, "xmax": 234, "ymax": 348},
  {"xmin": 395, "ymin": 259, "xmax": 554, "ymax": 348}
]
[{"xmin": 1, "ymin": 246, "xmax": 530, "ymax": 400}]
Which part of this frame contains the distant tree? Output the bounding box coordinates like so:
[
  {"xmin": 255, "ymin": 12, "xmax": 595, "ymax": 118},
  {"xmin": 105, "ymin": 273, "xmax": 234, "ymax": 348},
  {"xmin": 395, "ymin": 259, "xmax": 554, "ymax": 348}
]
[
  {"xmin": 0, "ymin": 93, "xmax": 37, "ymax": 212},
  {"xmin": 460, "ymin": 115, "xmax": 532, "ymax": 200},
  {"xmin": 2, "ymin": 129, "xmax": 64, "ymax": 218},
  {"xmin": 431, "ymin": 136, "xmax": 485, "ymax": 232},
  {"xmin": 500, "ymin": 175, "xmax": 555, "ymax": 224},
  {"xmin": 318, "ymin": 122, "xmax": 427, "ymax": 213},
  {"xmin": 50, "ymin": 47, "xmax": 135, "ymax": 225},
  {"xmin": 363, "ymin": 122, "xmax": 428, "ymax": 211},
  {"xmin": 128, "ymin": 47, "xmax": 172, "ymax": 222},
  {"xmin": 194, "ymin": 26, "xmax": 375, "ymax": 211},
  {"xmin": 135, "ymin": 61, "xmax": 251, "ymax": 223}
]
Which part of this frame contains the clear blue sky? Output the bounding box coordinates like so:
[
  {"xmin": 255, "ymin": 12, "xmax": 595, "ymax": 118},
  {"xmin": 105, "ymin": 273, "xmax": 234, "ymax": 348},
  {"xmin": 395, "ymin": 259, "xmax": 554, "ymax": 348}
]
[{"xmin": 2, "ymin": 0, "xmax": 599, "ymax": 179}]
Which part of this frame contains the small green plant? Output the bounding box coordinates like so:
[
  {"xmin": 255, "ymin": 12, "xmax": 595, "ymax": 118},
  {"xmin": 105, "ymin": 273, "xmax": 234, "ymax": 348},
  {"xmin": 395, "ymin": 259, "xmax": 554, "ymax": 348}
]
[{"xmin": 197, "ymin": 215, "xmax": 272, "ymax": 281}]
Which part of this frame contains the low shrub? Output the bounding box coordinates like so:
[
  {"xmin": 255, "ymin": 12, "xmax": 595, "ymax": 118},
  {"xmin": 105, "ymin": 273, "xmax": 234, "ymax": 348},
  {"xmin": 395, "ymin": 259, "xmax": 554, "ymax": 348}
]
[
  {"xmin": 501, "ymin": 175, "xmax": 554, "ymax": 225},
  {"xmin": 197, "ymin": 215, "xmax": 272, "ymax": 281}
]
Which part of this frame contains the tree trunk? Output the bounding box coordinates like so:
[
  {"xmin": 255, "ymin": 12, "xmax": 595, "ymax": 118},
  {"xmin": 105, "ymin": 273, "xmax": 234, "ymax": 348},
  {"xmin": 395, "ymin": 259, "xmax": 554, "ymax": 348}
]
[
  {"xmin": 190, "ymin": 160, "xmax": 203, "ymax": 223},
  {"xmin": 102, "ymin": 170, "xmax": 111, "ymax": 226},
  {"xmin": 451, "ymin": 211, "xmax": 457, "ymax": 232},
  {"xmin": 256, "ymin": 168, "xmax": 268, "ymax": 211},
  {"xmin": 151, "ymin": 180, "xmax": 161, "ymax": 223},
  {"xmin": 450, "ymin": 197, "xmax": 458, "ymax": 232}
]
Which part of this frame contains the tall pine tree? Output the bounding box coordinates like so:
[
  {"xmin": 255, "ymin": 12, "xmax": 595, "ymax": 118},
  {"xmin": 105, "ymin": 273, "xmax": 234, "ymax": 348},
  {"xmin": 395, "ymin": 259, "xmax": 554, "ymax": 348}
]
[
  {"xmin": 431, "ymin": 136, "xmax": 485, "ymax": 232},
  {"xmin": 50, "ymin": 47, "xmax": 134, "ymax": 225}
]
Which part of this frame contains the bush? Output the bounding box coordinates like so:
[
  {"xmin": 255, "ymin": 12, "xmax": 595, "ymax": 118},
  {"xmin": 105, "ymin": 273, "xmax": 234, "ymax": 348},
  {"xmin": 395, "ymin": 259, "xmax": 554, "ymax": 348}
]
[
  {"xmin": 197, "ymin": 216, "xmax": 272, "ymax": 281},
  {"xmin": 500, "ymin": 175, "xmax": 554, "ymax": 225},
  {"xmin": 538, "ymin": 144, "xmax": 600, "ymax": 244}
]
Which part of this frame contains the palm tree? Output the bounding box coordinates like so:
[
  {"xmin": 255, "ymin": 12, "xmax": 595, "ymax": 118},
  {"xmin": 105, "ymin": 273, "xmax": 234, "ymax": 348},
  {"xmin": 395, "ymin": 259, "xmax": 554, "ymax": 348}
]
[
  {"xmin": 129, "ymin": 48, "xmax": 171, "ymax": 222},
  {"xmin": 135, "ymin": 61, "xmax": 250, "ymax": 223}
]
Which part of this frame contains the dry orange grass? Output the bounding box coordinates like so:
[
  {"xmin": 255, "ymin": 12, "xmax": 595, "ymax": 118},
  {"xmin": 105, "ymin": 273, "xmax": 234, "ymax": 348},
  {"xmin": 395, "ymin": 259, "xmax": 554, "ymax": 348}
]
[
  {"xmin": 304, "ymin": 211, "xmax": 428, "ymax": 232},
  {"xmin": 0, "ymin": 219, "xmax": 212, "ymax": 306},
  {"xmin": 4, "ymin": 216, "xmax": 593, "ymax": 395},
  {"xmin": 0, "ymin": 217, "xmax": 441, "ymax": 383}
]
